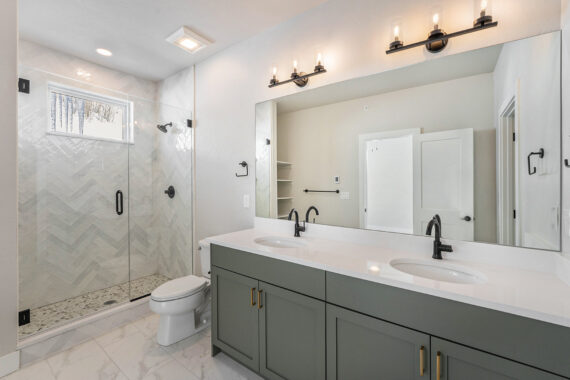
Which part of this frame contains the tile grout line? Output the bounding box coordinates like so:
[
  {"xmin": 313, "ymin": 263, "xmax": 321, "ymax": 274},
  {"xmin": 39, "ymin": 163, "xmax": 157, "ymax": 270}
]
[{"xmin": 94, "ymin": 335, "xmax": 132, "ymax": 380}]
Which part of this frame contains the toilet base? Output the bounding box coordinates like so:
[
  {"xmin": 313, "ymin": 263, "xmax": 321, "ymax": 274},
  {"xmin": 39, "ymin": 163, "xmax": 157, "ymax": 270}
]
[{"xmin": 156, "ymin": 307, "xmax": 210, "ymax": 346}]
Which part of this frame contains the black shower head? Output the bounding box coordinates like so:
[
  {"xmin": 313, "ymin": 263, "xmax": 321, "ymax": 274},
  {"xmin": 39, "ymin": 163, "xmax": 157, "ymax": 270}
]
[{"xmin": 157, "ymin": 122, "xmax": 172, "ymax": 133}]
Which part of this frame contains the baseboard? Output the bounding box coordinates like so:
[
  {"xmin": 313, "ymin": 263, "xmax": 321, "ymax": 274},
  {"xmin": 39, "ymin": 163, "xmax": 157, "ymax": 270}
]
[{"xmin": 0, "ymin": 351, "xmax": 20, "ymax": 377}]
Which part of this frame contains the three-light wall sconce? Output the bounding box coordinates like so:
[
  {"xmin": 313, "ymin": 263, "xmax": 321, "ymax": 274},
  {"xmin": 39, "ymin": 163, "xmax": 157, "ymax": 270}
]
[
  {"xmin": 387, "ymin": 0, "xmax": 498, "ymax": 54},
  {"xmin": 269, "ymin": 54, "xmax": 326, "ymax": 88}
]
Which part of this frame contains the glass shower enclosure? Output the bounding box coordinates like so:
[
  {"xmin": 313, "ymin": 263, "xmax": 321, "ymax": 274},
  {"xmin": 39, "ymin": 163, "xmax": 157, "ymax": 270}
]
[{"xmin": 17, "ymin": 65, "xmax": 194, "ymax": 339}]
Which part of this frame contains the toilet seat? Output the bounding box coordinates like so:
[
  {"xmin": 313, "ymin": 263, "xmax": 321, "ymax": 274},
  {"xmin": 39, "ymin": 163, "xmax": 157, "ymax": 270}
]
[{"xmin": 151, "ymin": 275, "xmax": 207, "ymax": 302}]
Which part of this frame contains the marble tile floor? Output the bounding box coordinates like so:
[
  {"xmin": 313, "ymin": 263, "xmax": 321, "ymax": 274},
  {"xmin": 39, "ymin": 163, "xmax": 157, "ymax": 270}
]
[
  {"xmin": 7, "ymin": 313, "xmax": 263, "ymax": 380},
  {"xmin": 19, "ymin": 275, "xmax": 171, "ymax": 338}
]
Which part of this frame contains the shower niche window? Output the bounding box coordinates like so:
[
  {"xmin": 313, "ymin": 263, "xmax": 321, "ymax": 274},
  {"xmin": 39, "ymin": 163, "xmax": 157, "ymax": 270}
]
[{"xmin": 48, "ymin": 83, "xmax": 133, "ymax": 143}]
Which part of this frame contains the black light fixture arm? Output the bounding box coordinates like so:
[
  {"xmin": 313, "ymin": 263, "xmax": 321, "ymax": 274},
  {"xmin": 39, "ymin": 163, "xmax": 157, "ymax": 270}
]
[
  {"xmin": 386, "ymin": 21, "xmax": 498, "ymax": 54},
  {"xmin": 269, "ymin": 67, "xmax": 327, "ymax": 88},
  {"xmin": 527, "ymin": 148, "xmax": 544, "ymax": 175}
]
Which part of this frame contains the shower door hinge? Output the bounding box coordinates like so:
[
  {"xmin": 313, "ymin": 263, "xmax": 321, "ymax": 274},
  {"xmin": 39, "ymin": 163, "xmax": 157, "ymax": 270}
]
[
  {"xmin": 512, "ymin": 132, "xmax": 516, "ymax": 142},
  {"xmin": 513, "ymin": 209, "xmax": 516, "ymax": 219},
  {"xmin": 19, "ymin": 309, "xmax": 30, "ymax": 326},
  {"xmin": 187, "ymin": 119, "xmax": 192, "ymax": 128},
  {"xmin": 18, "ymin": 78, "xmax": 30, "ymax": 94}
]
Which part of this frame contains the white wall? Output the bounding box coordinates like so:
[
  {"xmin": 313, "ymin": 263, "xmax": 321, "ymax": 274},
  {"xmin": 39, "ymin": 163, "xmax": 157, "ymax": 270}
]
[
  {"xmin": 0, "ymin": 0, "xmax": 18, "ymax": 363},
  {"xmin": 194, "ymin": 0, "xmax": 561, "ymax": 252},
  {"xmin": 275, "ymin": 74, "xmax": 496, "ymax": 241},
  {"xmin": 493, "ymin": 32, "xmax": 561, "ymax": 250}
]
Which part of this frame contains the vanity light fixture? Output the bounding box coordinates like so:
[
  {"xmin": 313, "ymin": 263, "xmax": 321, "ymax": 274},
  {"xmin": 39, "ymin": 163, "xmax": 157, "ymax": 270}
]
[
  {"xmin": 268, "ymin": 54, "xmax": 326, "ymax": 88},
  {"xmin": 166, "ymin": 26, "xmax": 211, "ymax": 54},
  {"xmin": 386, "ymin": 1, "xmax": 498, "ymax": 54}
]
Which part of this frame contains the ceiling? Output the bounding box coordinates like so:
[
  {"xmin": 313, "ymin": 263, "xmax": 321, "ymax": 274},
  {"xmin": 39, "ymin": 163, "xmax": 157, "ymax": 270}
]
[
  {"xmin": 19, "ymin": 0, "xmax": 328, "ymax": 81},
  {"xmin": 276, "ymin": 44, "xmax": 503, "ymax": 114}
]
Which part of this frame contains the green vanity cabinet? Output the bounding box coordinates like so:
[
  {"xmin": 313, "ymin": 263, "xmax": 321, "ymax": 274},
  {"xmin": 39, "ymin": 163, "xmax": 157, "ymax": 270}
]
[
  {"xmin": 211, "ymin": 263, "xmax": 326, "ymax": 379},
  {"xmin": 211, "ymin": 244, "xmax": 570, "ymax": 379},
  {"xmin": 430, "ymin": 338, "xmax": 566, "ymax": 380},
  {"xmin": 211, "ymin": 266, "xmax": 260, "ymax": 372},
  {"xmin": 327, "ymin": 304, "xmax": 430, "ymax": 380},
  {"xmin": 259, "ymin": 282, "xmax": 326, "ymax": 380}
]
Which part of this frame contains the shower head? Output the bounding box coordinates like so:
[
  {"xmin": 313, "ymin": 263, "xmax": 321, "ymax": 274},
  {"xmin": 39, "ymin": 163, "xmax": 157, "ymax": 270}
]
[{"xmin": 157, "ymin": 122, "xmax": 172, "ymax": 133}]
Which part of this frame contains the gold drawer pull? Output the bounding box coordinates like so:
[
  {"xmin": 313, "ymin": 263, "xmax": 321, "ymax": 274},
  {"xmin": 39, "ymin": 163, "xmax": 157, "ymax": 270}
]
[
  {"xmin": 250, "ymin": 288, "xmax": 256, "ymax": 306},
  {"xmin": 419, "ymin": 346, "xmax": 425, "ymax": 376},
  {"xmin": 436, "ymin": 351, "xmax": 442, "ymax": 380},
  {"xmin": 257, "ymin": 289, "xmax": 263, "ymax": 309}
]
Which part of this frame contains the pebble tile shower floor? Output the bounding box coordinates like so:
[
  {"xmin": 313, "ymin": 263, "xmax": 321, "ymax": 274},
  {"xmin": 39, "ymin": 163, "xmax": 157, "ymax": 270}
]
[{"xmin": 19, "ymin": 274, "xmax": 170, "ymax": 338}]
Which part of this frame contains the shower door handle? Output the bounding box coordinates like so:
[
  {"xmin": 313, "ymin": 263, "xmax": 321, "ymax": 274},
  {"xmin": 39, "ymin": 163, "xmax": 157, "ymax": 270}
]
[{"xmin": 116, "ymin": 190, "xmax": 123, "ymax": 215}]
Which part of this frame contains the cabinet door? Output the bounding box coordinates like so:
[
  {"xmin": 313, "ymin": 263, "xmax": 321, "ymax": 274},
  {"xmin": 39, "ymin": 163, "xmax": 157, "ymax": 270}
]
[
  {"xmin": 327, "ymin": 304, "xmax": 430, "ymax": 380},
  {"xmin": 431, "ymin": 338, "xmax": 566, "ymax": 380},
  {"xmin": 211, "ymin": 266, "xmax": 260, "ymax": 372},
  {"xmin": 259, "ymin": 282, "xmax": 326, "ymax": 380}
]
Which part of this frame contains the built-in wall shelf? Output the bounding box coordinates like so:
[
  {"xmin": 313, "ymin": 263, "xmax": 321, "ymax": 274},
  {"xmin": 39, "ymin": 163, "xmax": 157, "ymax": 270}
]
[
  {"xmin": 278, "ymin": 214, "xmax": 290, "ymax": 219},
  {"xmin": 277, "ymin": 179, "xmax": 292, "ymax": 182},
  {"xmin": 277, "ymin": 161, "xmax": 292, "ymax": 167},
  {"xmin": 278, "ymin": 197, "xmax": 294, "ymax": 200}
]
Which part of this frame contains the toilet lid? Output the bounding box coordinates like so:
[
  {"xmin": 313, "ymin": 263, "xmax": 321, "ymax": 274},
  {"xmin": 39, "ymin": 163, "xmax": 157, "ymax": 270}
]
[{"xmin": 151, "ymin": 275, "xmax": 207, "ymax": 301}]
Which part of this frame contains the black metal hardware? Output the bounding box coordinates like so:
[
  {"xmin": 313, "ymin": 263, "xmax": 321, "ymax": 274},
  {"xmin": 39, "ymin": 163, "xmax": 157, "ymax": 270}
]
[
  {"xmin": 130, "ymin": 293, "xmax": 151, "ymax": 302},
  {"xmin": 462, "ymin": 216, "xmax": 472, "ymax": 222},
  {"xmin": 157, "ymin": 122, "xmax": 173, "ymax": 133},
  {"xmin": 426, "ymin": 214, "xmax": 453, "ymax": 260},
  {"xmin": 306, "ymin": 206, "xmax": 319, "ymax": 223},
  {"xmin": 236, "ymin": 161, "xmax": 249, "ymax": 177},
  {"xmin": 164, "ymin": 186, "xmax": 175, "ymax": 199},
  {"xmin": 269, "ymin": 66, "xmax": 327, "ymax": 88},
  {"xmin": 18, "ymin": 78, "xmax": 30, "ymax": 93},
  {"xmin": 386, "ymin": 21, "xmax": 498, "ymax": 55},
  {"xmin": 304, "ymin": 189, "xmax": 339, "ymax": 193},
  {"xmin": 187, "ymin": 119, "xmax": 192, "ymax": 128},
  {"xmin": 565, "ymin": 159, "xmax": 570, "ymax": 168},
  {"xmin": 288, "ymin": 209, "xmax": 306, "ymax": 237},
  {"xmin": 115, "ymin": 190, "xmax": 123, "ymax": 215},
  {"xmin": 266, "ymin": 138, "xmax": 271, "ymax": 145},
  {"xmin": 527, "ymin": 148, "xmax": 544, "ymax": 175},
  {"xmin": 513, "ymin": 209, "xmax": 516, "ymax": 219},
  {"xmin": 19, "ymin": 309, "xmax": 30, "ymax": 326}
]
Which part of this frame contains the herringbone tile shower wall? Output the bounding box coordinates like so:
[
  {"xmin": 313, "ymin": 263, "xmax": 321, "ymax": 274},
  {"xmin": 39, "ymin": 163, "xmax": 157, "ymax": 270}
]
[{"xmin": 18, "ymin": 41, "xmax": 194, "ymax": 311}]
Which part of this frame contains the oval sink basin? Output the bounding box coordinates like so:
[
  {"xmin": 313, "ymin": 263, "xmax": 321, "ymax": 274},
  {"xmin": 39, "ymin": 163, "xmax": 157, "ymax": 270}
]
[
  {"xmin": 254, "ymin": 236, "xmax": 307, "ymax": 249},
  {"xmin": 389, "ymin": 258, "xmax": 487, "ymax": 284}
]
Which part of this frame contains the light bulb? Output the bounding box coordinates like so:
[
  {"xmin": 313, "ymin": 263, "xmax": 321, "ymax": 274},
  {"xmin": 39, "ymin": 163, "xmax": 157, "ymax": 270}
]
[
  {"xmin": 316, "ymin": 53, "xmax": 322, "ymax": 66},
  {"xmin": 432, "ymin": 13, "xmax": 439, "ymax": 27},
  {"xmin": 393, "ymin": 25, "xmax": 400, "ymax": 40},
  {"xmin": 293, "ymin": 60, "xmax": 298, "ymax": 69},
  {"xmin": 481, "ymin": 0, "xmax": 488, "ymax": 12},
  {"xmin": 272, "ymin": 67, "xmax": 277, "ymax": 76}
]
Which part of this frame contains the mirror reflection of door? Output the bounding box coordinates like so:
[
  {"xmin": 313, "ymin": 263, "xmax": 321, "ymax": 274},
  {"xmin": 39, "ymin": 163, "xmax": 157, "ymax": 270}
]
[
  {"xmin": 497, "ymin": 96, "xmax": 519, "ymax": 246},
  {"xmin": 413, "ymin": 129, "xmax": 475, "ymax": 241}
]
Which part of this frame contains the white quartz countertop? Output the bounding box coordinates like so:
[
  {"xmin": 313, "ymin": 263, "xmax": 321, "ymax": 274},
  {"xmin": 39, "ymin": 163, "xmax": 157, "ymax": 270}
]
[{"xmin": 207, "ymin": 228, "xmax": 570, "ymax": 328}]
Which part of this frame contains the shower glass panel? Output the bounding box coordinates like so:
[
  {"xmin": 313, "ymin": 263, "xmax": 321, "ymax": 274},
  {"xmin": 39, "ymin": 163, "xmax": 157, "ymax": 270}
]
[
  {"xmin": 18, "ymin": 67, "xmax": 131, "ymax": 338},
  {"xmin": 128, "ymin": 100, "xmax": 194, "ymax": 301}
]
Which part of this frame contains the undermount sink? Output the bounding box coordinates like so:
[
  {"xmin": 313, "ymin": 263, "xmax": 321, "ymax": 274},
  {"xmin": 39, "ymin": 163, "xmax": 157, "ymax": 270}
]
[
  {"xmin": 389, "ymin": 258, "xmax": 487, "ymax": 284},
  {"xmin": 254, "ymin": 236, "xmax": 307, "ymax": 248}
]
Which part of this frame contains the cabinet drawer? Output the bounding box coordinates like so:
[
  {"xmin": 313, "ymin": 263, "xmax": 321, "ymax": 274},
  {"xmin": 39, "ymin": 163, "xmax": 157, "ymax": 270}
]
[
  {"xmin": 327, "ymin": 272, "xmax": 570, "ymax": 378},
  {"xmin": 212, "ymin": 244, "xmax": 325, "ymax": 300}
]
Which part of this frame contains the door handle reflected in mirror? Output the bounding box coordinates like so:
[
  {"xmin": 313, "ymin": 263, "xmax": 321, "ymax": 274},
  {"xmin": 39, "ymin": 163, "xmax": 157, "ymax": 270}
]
[{"xmin": 462, "ymin": 216, "xmax": 472, "ymax": 222}]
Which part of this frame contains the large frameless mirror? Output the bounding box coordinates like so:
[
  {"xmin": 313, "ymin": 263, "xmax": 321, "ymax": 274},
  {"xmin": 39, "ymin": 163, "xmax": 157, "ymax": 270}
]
[{"xmin": 256, "ymin": 31, "xmax": 561, "ymax": 252}]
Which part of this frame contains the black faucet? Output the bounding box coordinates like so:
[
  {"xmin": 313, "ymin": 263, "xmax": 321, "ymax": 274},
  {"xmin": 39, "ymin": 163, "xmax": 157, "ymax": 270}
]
[
  {"xmin": 288, "ymin": 208, "xmax": 306, "ymax": 237},
  {"xmin": 305, "ymin": 206, "xmax": 319, "ymax": 223},
  {"xmin": 425, "ymin": 214, "xmax": 453, "ymax": 260}
]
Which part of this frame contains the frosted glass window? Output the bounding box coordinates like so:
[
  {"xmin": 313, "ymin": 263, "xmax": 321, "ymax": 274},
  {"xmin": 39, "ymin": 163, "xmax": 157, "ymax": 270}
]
[{"xmin": 48, "ymin": 84, "xmax": 132, "ymax": 143}]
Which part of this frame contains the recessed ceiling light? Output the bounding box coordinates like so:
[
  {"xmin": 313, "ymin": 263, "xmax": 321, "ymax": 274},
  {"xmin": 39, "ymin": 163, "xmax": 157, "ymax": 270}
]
[
  {"xmin": 166, "ymin": 26, "xmax": 211, "ymax": 54},
  {"xmin": 96, "ymin": 48, "xmax": 112, "ymax": 57}
]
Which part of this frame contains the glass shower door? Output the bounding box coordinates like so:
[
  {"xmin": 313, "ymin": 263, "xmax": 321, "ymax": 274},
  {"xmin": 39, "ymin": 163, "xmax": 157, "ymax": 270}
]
[
  {"xmin": 127, "ymin": 98, "xmax": 194, "ymax": 301},
  {"xmin": 18, "ymin": 67, "xmax": 131, "ymax": 338}
]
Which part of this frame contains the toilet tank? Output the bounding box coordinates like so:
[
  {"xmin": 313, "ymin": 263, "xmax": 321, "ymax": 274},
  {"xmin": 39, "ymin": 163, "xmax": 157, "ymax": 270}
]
[{"xmin": 198, "ymin": 240, "xmax": 211, "ymax": 278}]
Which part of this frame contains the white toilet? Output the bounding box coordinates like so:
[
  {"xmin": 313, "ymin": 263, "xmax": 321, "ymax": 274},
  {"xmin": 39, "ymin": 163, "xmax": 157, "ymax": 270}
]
[{"xmin": 149, "ymin": 240, "xmax": 211, "ymax": 346}]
